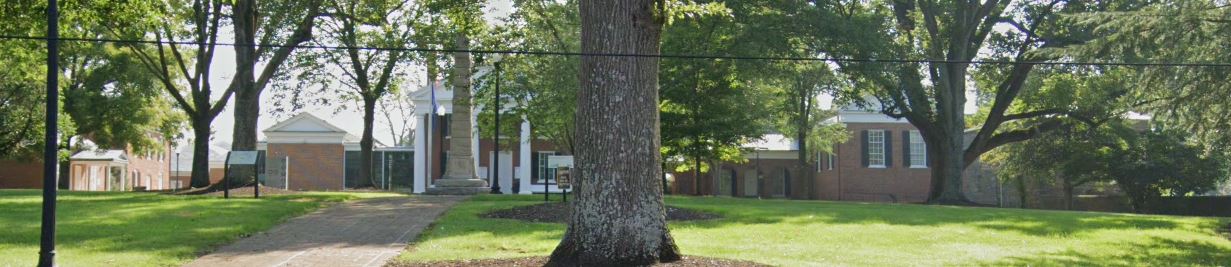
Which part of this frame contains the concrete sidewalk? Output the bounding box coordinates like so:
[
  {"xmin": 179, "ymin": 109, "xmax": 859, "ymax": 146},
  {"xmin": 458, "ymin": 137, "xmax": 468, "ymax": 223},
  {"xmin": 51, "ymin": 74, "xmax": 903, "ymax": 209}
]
[{"xmin": 184, "ymin": 195, "xmax": 466, "ymax": 267}]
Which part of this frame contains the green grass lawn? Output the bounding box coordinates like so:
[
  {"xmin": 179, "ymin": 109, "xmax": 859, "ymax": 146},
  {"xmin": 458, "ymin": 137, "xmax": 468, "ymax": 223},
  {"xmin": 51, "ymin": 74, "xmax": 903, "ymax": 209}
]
[
  {"xmin": 395, "ymin": 195, "xmax": 1231, "ymax": 266},
  {"xmin": 0, "ymin": 189, "xmax": 401, "ymax": 266}
]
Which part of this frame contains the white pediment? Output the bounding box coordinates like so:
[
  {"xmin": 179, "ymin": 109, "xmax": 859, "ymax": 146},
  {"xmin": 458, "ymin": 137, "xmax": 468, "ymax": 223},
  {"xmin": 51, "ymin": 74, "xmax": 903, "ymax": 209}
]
[{"xmin": 263, "ymin": 112, "xmax": 349, "ymax": 133}]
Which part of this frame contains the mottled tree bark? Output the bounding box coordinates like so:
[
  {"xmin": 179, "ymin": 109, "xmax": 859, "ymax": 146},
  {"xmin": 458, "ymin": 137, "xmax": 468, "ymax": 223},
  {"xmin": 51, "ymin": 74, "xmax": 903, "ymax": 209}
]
[
  {"xmin": 924, "ymin": 121, "xmax": 970, "ymax": 204},
  {"xmin": 231, "ymin": 0, "xmax": 259, "ymax": 152},
  {"xmin": 546, "ymin": 1, "xmax": 681, "ymax": 265}
]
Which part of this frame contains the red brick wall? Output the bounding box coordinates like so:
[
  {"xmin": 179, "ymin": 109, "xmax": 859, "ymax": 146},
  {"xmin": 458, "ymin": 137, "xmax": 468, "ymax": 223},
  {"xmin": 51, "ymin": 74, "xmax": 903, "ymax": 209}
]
[
  {"xmin": 670, "ymin": 157, "xmax": 809, "ymax": 199},
  {"xmin": 0, "ymin": 160, "xmax": 44, "ymax": 188},
  {"xmin": 817, "ymin": 123, "xmax": 932, "ymax": 203},
  {"xmin": 267, "ymin": 143, "xmax": 344, "ymax": 191},
  {"xmin": 170, "ymin": 167, "xmax": 225, "ymax": 188},
  {"xmin": 125, "ymin": 142, "xmax": 171, "ymax": 190}
]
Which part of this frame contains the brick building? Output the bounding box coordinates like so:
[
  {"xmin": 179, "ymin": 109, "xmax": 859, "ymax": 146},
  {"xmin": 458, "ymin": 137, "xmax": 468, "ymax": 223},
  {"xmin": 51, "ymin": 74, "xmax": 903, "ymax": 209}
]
[
  {"xmin": 0, "ymin": 159, "xmax": 45, "ymax": 189},
  {"xmin": 256, "ymin": 112, "xmax": 412, "ymax": 191},
  {"xmin": 672, "ymin": 107, "xmax": 1005, "ymax": 205},
  {"xmin": 64, "ymin": 134, "xmax": 174, "ymax": 191}
]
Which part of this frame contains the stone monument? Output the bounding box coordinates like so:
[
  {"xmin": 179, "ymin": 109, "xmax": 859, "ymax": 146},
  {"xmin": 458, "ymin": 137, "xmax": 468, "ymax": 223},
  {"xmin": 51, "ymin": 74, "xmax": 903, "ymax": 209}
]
[{"xmin": 427, "ymin": 35, "xmax": 488, "ymax": 195}]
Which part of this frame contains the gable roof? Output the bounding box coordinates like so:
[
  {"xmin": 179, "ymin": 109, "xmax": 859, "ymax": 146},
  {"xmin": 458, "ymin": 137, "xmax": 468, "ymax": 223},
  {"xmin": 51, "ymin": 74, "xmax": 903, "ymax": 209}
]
[
  {"xmin": 263, "ymin": 112, "xmax": 349, "ymax": 133},
  {"xmin": 70, "ymin": 149, "xmax": 128, "ymax": 162},
  {"xmin": 409, "ymin": 80, "xmax": 451, "ymax": 101}
]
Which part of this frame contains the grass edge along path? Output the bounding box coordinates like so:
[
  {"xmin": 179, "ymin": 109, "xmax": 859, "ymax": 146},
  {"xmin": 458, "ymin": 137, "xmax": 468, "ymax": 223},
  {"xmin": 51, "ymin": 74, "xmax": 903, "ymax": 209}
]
[
  {"xmin": 394, "ymin": 195, "xmax": 1231, "ymax": 266},
  {"xmin": 0, "ymin": 189, "xmax": 401, "ymax": 267}
]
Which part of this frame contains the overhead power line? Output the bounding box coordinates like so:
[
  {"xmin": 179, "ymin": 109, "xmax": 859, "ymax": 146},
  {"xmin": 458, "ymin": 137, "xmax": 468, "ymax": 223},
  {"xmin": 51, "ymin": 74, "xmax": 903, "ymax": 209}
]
[{"xmin": 2, "ymin": 34, "xmax": 1230, "ymax": 67}]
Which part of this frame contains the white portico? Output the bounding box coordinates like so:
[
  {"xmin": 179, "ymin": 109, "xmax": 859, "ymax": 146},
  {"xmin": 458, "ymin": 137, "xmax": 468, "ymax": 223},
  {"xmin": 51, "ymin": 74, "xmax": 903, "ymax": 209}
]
[{"xmin": 411, "ymin": 81, "xmax": 556, "ymax": 194}]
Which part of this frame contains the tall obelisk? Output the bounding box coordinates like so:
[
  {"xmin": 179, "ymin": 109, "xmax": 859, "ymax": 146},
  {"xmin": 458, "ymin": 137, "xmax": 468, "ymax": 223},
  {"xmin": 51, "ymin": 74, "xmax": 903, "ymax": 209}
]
[{"xmin": 427, "ymin": 34, "xmax": 488, "ymax": 195}]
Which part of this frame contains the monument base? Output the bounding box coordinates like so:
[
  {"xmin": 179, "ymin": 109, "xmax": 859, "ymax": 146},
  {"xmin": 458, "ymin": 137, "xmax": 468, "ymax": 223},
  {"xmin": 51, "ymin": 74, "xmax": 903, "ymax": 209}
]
[{"xmin": 426, "ymin": 178, "xmax": 489, "ymax": 195}]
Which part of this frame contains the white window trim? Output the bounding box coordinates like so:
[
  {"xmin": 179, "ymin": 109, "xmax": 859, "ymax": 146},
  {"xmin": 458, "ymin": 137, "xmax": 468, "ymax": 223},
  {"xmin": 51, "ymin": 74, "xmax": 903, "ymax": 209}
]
[
  {"xmin": 909, "ymin": 130, "xmax": 927, "ymax": 168},
  {"xmin": 535, "ymin": 151, "xmax": 556, "ymax": 183},
  {"xmin": 868, "ymin": 130, "xmax": 886, "ymax": 168}
]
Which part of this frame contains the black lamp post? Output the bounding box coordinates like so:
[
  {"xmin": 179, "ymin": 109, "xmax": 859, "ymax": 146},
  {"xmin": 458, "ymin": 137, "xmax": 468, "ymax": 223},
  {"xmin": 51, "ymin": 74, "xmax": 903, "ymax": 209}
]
[
  {"xmin": 39, "ymin": 0, "xmax": 60, "ymax": 265},
  {"xmin": 490, "ymin": 60, "xmax": 503, "ymax": 194}
]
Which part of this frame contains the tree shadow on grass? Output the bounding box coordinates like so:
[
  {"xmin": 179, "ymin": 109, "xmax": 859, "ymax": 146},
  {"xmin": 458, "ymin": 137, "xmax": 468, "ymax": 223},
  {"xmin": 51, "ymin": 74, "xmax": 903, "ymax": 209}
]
[
  {"xmin": 980, "ymin": 236, "xmax": 1231, "ymax": 266},
  {"xmin": 660, "ymin": 196, "xmax": 1212, "ymax": 238},
  {"xmin": 0, "ymin": 190, "xmax": 358, "ymax": 265},
  {"xmin": 440, "ymin": 196, "xmax": 1212, "ymax": 240}
]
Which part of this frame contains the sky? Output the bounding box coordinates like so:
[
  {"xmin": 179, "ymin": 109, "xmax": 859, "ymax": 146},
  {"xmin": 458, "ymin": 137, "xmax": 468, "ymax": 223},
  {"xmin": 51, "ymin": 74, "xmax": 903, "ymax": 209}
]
[{"xmin": 192, "ymin": 0, "xmax": 515, "ymax": 150}]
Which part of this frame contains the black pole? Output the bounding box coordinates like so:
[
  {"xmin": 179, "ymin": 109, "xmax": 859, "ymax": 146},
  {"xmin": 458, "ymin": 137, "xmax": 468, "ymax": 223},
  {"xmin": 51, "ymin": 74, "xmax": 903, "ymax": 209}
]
[
  {"xmin": 491, "ymin": 62, "xmax": 502, "ymax": 194},
  {"xmin": 223, "ymin": 153, "xmax": 231, "ymax": 199},
  {"xmin": 254, "ymin": 153, "xmax": 261, "ymax": 199},
  {"xmin": 38, "ymin": 0, "xmax": 60, "ymax": 265},
  {"xmin": 661, "ymin": 161, "xmax": 669, "ymax": 195},
  {"xmin": 544, "ymin": 171, "xmax": 549, "ymax": 203},
  {"xmin": 175, "ymin": 152, "xmax": 180, "ymax": 191}
]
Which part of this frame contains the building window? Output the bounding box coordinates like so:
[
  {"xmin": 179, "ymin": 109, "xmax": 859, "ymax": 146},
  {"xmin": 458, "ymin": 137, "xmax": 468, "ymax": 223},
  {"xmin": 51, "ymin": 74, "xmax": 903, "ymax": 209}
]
[
  {"xmin": 909, "ymin": 131, "xmax": 926, "ymax": 167},
  {"xmin": 827, "ymin": 153, "xmax": 835, "ymax": 170},
  {"xmin": 534, "ymin": 151, "xmax": 557, "ymax": 183},
  {"xmin": 868, "ymin": 130, "xmax": 885, "ymax": 167}
]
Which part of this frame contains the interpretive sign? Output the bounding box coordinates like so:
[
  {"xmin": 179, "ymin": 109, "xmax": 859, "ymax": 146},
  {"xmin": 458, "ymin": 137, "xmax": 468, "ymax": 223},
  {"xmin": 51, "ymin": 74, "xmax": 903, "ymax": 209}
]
[
  {"xmin": 545, "ymin": 155, "xmax": 575, "ymax": 202},
  {"xmin": 227, "ymin": 151, "xmax": 259, "ymax": 165},
  {"xmin": 555, "ymin": 167, "xmax": 571, "ymax": 189},
  {"xmin": 223, "ymin": 151, "xmax": 263, "ymax": 199}
]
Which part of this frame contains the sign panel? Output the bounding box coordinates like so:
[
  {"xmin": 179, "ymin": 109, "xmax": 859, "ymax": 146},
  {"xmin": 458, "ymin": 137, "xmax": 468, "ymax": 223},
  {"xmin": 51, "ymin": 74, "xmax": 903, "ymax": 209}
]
[
  {"xmin": 265, "ymin": 157, "xmax": 287, "ymax": 189},
  {"xmin": 227, "ymin": 151, "xmax": 260, "ymax": 165},
  {"xmin": 547, "ymin": 155, "xmax": 573, "ymax": 168},
  {"xmin": 556, "ymin": 167, "xmax": 571, "ymax": 189}
]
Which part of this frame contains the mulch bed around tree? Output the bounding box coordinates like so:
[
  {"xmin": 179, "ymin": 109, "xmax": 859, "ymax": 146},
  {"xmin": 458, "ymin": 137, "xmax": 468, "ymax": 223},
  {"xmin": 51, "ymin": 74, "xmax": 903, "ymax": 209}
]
[
  {"xmin": 388, "ymin": 256, "xmax": 770, "ymax": 267},
  {"xmin": 482, "ymin": 202, "xmax": 720, "ymax": 223},
  {"xmin": 171, "ymin": 185, "xmax": 301, "ymax": 197}
]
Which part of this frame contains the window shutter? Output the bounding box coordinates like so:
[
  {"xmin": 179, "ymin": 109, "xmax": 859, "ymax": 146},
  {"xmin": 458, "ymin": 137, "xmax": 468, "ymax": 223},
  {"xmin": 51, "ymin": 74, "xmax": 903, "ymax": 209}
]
[
  {"xmin": 861, "ymin": 130, "xmax": 869, "ymax": 167},
  {"xmin": 903, "ymin": 130, "xmax": 911, "ymax": 167},
  {"xmin": 883, "ymin": 130, "xmax": 893, "ymax": 167},
  {"xmin": 531, "ymin": 152, "xmax": 540, "ymax": 182}
]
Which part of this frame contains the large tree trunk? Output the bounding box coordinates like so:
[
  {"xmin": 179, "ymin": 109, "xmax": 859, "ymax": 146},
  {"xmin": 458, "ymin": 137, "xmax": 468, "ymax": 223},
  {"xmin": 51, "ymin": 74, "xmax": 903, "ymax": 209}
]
[
  {"xmin": 924, "ymin": 62, "xmax": 972, "ymax": 204},
  {"xmin": 546, "ymin": 1, "xmax": 680, "ymax": 265},
  {"xmin": 190, "ymin": 117, "xmax": 212, "ymax": 188},
  {"xmin": 796, "ymin": 90, "xmax": 812, "ymax": 199},
  {"xmin": 925, "ymin": 127, "xmax": 969, "ymax": 204},
  {"xmin": 231, "ymin": 0, "xmax": 259, "ymax": 152},
  {"xmin": 360, "ymin": 97, "xmax": 377, "ymax": 187}
]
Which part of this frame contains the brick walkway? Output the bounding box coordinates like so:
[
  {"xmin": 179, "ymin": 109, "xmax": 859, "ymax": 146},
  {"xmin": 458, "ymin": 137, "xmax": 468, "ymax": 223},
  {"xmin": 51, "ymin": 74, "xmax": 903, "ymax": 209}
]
[{"xmin": 184, "ymin": 195, "xmax": 466, "ymax": 267}]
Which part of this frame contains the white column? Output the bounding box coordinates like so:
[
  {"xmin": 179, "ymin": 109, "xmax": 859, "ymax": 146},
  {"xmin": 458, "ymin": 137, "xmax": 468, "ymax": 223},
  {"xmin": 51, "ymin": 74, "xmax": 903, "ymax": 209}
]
[
  {"xmin": 413, "ymin": 113, "xmax": 427, "ymax": 194},
  {"xmin": 518, "ymin": 118, "xmax": 532, "ymax": 194},
  {"xmin": 470, "ymin": 105, "xmax": 481, "ymax": 175}
]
